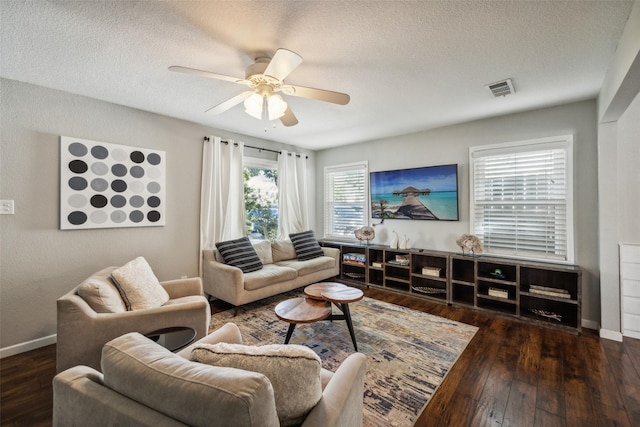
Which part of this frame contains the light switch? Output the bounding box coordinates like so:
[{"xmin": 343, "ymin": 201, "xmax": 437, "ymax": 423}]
[{"xmin": 0, "ymin": 200, "xmax": 15, "ymax": 215}]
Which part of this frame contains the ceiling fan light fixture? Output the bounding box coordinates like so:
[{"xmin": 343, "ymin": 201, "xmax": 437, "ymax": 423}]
[
  {"xmin": 267, "ymin": 94, "xmax": 287, "ymax": 120},
  {"xmin": 243, "ymin": 92, "xmax": 287, "ymax": 121},
  {"xmin": 244, "ymin": 93, "xmax": 264, "ymax": 120}
]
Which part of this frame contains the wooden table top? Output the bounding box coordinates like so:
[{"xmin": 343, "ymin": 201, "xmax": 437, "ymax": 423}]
[
  {"xmin": 304, "ymin": 282, "xmax": 364, "ymax": 304},
  {"xmin": 274, "ymin": 297, "xmax": 331, "ymax": 324},
  {"xmin": 304, "ymin": 282, "xmax": 347, "ymax": 299}
]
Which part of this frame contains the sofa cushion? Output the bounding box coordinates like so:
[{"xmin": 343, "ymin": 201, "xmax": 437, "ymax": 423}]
[
  {"xmin": 290, "ymin": 230, "xmax": 324, "ymax": 261},
  {"xmin": 276, "ymin": 255, "xmax": 336, "ymax": 276},
  {"xmin": 244, "ymin": 264, "xmax": 298, "ymax": 291},
  {"xmin": 191, "ymin": 343, "xmax": 322, "ymax": 427},
  {"xmin": 271, "ymin": 240, "xmax": 297, "ymax": 263},
  {"xmin": 77, "ymin": 267, "xmax": 127, "ymax": 313},
  {"xmin": 111, "ymin": 257, "xmax": 170, "ymax": 311},
  {"xmin": 216, "ymin": 237, "xmax": 263, "ymax": 273},
  {"xmin": 102, "ymin": 332, "xmax": 279, "ymax": 427},
  {"xmin": 252, "ymin": 240, "xmax": 274, "ymax": 265}
]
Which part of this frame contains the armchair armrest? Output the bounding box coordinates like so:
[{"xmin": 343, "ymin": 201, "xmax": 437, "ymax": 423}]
[
  {"xmin": 161, "ymin": 277, "xmax": 203, "ymax": 299},
  {"xmin": 301, "ymin": 353, "xmax": 367, "ymax": 427}
]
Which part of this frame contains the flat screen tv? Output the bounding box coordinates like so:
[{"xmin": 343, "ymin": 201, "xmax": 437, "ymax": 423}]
[{"xmin": 370, "ymin": 164, "xmax": 459, "ymax": 221}]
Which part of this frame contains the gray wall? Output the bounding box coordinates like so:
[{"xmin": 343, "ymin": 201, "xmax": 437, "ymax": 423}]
[
  {"xmin": 315, "ymin": 100, "xmax": 601, "ymax": 327},
  {"xmin": 0, "ymin": 78, "xmax": 312, "ymax": 353}
]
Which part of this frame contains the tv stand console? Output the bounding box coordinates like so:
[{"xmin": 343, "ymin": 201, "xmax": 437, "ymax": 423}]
[{"xmin": 321, "ymin": 241, "xmax": 581, "ymax": 333}]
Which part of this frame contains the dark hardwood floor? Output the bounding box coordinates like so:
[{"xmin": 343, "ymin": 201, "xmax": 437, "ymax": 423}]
[{"xmin": 2, "ymin": 288, "xmax": 639, "ymax": 426}]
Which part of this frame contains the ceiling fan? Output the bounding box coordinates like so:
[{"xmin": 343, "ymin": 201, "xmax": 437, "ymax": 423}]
[{"xmin": 169, "ymin": 48, "xmax": 350, "ymax": 127}]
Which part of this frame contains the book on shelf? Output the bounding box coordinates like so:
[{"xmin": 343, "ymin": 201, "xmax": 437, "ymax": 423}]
[
  {"xmin": 371, "ymin": 261, "xmax": 383, "ymax": 268},
  {"xmin": 529, "ymin": 284, "xmax": 571, "ymax": 299},
  {"xmin": 488, "ymin": 287, "xmax": 509, "ymax": 299},
  {"xmin": 343, "ymin": 253, "xmax": 366, "ymax": 264},
  {"xmin": 388, "ymin": 255, "xmax": 409, "ymax": 265},
  {"xmin": 421, "ymin": 266, "xmax": 441, "ymax": 277}
]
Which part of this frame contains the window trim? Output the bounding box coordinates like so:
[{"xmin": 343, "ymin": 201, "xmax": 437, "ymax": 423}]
[
  {"xmin": 323, "ymin": 161, "xmax": 369, "ymax": 241},
  {"xmin": 244, "ymin": 156, "xmax": 277, "ymax": 170},
  {"xmin": 469, "ymin": 135, "xmax": 574, "ymax": 263}
]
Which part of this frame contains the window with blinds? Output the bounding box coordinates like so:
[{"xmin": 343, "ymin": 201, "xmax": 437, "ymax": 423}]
[
  {"xmin": 324, "ymin": 162, "xmax": 368, "ymax": 239},
  {"xmin": 470, "ymin": 135, "xmax": 574, "ymax": 262}
]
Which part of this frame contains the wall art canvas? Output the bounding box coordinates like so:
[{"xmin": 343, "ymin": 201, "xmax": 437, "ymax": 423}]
[
  {"xmin": 370, "ymin": 164, "xmax": 459, "ymax": 221},
  {"xmin": 60, "ymin": 136, "xmax": 166, "ymax": 230}
]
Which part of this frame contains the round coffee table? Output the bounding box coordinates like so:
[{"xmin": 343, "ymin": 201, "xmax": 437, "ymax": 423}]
[
  {"xmin": 275, "ymin": 297, "xmax": 332, "ymax": 345},
  {"xmin": 304, "ymin": 282, "xmax": 364, "ymax": 351}
]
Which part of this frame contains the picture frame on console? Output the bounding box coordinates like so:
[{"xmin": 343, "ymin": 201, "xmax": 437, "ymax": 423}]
[{"xmin": 370, "ymin": 164, "xmax": 459, "ymax": 221}]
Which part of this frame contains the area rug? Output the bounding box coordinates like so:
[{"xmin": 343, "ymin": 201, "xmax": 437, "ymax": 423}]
[{"xmin": 208, "ymin": 291, "xmax": 478, "ymax": 427}]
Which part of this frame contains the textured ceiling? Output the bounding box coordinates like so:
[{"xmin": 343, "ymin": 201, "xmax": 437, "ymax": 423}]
[{"xmin": 0, "ymin": 1, "xmax": 634, "ymax": 150}]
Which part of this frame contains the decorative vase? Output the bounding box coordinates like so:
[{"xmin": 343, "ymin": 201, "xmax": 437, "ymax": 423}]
[
  {"xmin": 390, "ymin": 230, "xmax": 398, "ymax": 249},
  {"xmin": 399, "ymin": 235, "xmax": 410, "ymax": 249}
]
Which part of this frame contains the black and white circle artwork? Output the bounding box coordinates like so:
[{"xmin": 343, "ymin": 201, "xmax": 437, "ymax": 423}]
[{"xmin": 60, "ymin": 136, "xmax": 166, "ymax": 230}]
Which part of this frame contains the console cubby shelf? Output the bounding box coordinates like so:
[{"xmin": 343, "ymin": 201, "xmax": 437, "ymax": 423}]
[{"xmin": 321, "ymin": 240, "xmax": 582, "ymax": 333}]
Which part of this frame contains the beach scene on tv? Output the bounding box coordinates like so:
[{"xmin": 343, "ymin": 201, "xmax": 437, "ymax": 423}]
[{"xmin": 370, "ymin": 164, "xmax": 459, "ymax": 221}]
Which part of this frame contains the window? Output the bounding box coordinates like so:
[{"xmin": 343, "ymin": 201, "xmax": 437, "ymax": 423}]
[
  {"xmin": 324, "ymin": 162, "xmax": 368, "ymax": 239},
  {"xmin": 244, "ymin": 157, "xmax": 278, "ymax": 240},
  {"xmin": 470, "ymin": 135, "xmax": 574, "ymax": 263}
]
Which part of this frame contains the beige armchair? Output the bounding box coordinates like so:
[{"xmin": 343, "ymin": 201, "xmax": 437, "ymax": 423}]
[
  {"xmin": 54, "ymin": 323, "xmax": 367, "ymax": 427},
  {"xmin": 56, "ymin": 266, "xmax": 211, "ymax": 373}
]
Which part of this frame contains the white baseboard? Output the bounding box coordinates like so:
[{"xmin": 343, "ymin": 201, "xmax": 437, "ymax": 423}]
[
  {"xmin": 599, "ymin": 328, "xmax": 623, "ymax": 342},
  {"xmin": 0, "ymin": 334, "xmax": 57, "ymax": 359},
  {"xmin": 623, "ymin": 330, "xmax": 640, "ymax": 340}
]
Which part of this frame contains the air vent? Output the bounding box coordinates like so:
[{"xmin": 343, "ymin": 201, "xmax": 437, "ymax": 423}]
[{"xmin": 486, "ymin": 79, "xmax": 515, "ymax": 98}]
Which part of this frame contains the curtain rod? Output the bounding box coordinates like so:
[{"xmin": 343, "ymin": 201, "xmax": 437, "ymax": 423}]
[{"xmin": 203, "ymin": 137, "xmax": 308, "ymax": 158}]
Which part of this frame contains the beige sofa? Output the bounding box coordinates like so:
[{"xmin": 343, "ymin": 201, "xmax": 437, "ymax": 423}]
[
  {"xmin": 53, "ymin": 323, "xmax": 367, "ymax": 427},
  {"xmin": 57, "ymin": 266, "xmax": 211, "ymax": 373},
  {"xmin": 202, "ymin": 240, "xmax": 340, "ymax": 311}
]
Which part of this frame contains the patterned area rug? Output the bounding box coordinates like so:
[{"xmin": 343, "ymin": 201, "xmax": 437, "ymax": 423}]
[{"xmin": 208, "ymin": 290, "xmax": 477, "ymax": 427}]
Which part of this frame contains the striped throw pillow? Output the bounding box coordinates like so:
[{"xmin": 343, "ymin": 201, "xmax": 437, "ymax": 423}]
[
  {"xmin": 215, "ymin": 237, "xmax": 263, "ymax": 273},
  {"xmin": 289, "ymin": 230, "xmax": 324, "ymax": 261}
]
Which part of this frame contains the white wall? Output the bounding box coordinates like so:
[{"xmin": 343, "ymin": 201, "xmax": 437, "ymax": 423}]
[
  {"xmin": 597, "ymin": 0, "xmax": 640, "ymax": 341},
  {"xmin": 618, "ymin": 92, "xmax": 640, "ymax": 240},
  {"xmin": 0, "ymin": 78, "xmax": 314, "ymax": 355},
  {"xmin": 315, "ymin": 100, "xmax": 601, "ymax": 327}
]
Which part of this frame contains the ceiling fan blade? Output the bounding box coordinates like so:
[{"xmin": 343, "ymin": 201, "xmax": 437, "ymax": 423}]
[
  {"xmin": 284, "ymin": 84, "xmax": 350, "ymax": 105},
  {"xmin": 206, "ymin": 91, "xmax": 253, "ymax": 114},
  {"xmin": 280, "ymin": 106, "xmax": 298, "ymax": 127},
  {"xmin": 169, "ymin": 66, "xmax": 248, "ymax": 85},
  {"xmin": 263, "ymin": 49, "xmax": 303, "ymax": 81}
]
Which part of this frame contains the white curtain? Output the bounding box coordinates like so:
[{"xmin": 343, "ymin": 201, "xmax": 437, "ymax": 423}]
[
  {"xmin": 200, "ymin": 136, "xmax": 245, "ymax": 257},
  {"xmin": 277, "ymin": 150, "xmax": 309, "ymax": 238}
]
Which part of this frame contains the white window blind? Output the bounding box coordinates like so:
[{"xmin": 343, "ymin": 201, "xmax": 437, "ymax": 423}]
[
  {"xmin": 470, "ymin": 136, "xmax": 574, "ymax": 262},
  {"xmin": 324, "ymin": 162, "xmax": 368, "ymax": 239}
]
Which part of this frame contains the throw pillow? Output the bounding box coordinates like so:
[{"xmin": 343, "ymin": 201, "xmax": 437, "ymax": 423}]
[
  {"xmin": 191, "ymin": 343, "xmax": 322, "ymax": 427},
  {"xmin": 289, "ymin": 230, "xmax": 324, "ymax": 261},
  {"xmin": 77, "ymin": 266, "xmax": 127, "ymax": 313},
  {"xmin": 110, "ymin": 256, "xmax": 170, "ymax": 310},
  {"xmin": 271, "ymin": 240, "xmax": 297, "ymax": 263},
  {"xmin": 252, "ymin": 240, "xmax": 274, "ymax": 265},
  {"xmin": 215, "ymin": 237, "xmax": 263, "ymax": 273}
]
